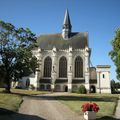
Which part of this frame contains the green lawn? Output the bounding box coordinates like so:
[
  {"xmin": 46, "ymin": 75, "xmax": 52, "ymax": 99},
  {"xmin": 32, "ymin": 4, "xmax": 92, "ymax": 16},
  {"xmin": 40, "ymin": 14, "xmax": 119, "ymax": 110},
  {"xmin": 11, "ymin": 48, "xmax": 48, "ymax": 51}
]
[
  {"xmin": 0, "ymin": 88, "xmax": 49, "ymax": 113},
  {"xmin": 0, "ymin": 93, "xmax": 22, "ymax": 112},
  {"xmin": 56, "ymin": 93, "xmax": 119, "ymax": 118},
  {"xmin": 11, "ymin": 88, "xmax": 50, "ymax": 95},
  {"xmin": 0, "ymin": 88, "xmax": 50, "ymax": 95}
]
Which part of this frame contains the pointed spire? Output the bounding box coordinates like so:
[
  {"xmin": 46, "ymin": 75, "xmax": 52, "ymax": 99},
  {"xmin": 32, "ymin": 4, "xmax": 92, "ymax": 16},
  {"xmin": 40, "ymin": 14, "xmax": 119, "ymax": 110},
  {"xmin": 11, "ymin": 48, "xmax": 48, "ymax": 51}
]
[
  {"xmin": 62, "ymin": 9, "xmax": 72, "ymax": 40},
  {"xmin": 63, "ymin": 9, "xmax": 72, "ymax": 30}
]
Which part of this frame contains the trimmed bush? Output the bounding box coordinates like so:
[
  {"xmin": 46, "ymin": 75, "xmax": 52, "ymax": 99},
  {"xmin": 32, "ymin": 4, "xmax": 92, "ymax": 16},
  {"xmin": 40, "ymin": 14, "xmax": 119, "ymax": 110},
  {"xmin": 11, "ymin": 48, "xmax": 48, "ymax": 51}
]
[{"xmin": 78, "ymin": 85, "xmax": 87, "ymax": 94}]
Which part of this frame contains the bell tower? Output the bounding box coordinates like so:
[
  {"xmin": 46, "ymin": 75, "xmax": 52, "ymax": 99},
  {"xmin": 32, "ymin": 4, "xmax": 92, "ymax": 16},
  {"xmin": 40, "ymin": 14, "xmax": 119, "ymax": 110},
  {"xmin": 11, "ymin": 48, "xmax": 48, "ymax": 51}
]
[{"xmin": 62, "ymin": 9, "xmax": 72, "ymax": 40}]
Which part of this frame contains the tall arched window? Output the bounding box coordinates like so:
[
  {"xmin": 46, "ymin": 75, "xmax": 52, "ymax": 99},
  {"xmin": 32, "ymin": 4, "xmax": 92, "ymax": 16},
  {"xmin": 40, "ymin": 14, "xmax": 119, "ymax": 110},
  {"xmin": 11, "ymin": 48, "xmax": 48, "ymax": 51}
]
[
  {"xmin": 44, "ymin": 56, "xmax": 52, "ymax": 77},
  {"xmin": 75, "ymin": 56, "xmax": 83, "ymax": 78},
  {"xmin": 59, "ymin": 56, "xmax": 67, "ymax": 78}
]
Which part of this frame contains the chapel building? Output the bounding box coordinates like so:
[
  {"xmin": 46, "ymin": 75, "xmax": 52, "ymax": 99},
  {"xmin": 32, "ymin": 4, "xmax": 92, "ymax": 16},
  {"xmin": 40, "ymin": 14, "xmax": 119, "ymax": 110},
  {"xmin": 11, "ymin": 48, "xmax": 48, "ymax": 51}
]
[{"xmin": 18, "ymin": 10, "xmax": 111, "ymax": 93}]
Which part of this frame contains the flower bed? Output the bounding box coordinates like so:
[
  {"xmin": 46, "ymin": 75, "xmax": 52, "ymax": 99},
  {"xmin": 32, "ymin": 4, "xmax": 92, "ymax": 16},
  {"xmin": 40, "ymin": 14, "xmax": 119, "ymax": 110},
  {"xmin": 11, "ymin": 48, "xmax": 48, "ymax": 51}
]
[
  {"xmin": 81, "ymin": 102, "xmax": 100, "ymax": 113},
  {"xmin": 81, "ymin": 102, "xmax": 100, "ymax": 120}
]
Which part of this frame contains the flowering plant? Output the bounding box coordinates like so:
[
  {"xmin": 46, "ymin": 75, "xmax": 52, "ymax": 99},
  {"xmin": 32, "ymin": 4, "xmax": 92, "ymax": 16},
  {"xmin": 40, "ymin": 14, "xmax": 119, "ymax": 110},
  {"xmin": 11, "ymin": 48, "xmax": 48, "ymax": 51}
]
[{"xmin": 81, "ymin": 102, "xmax": 99, "ymax": 113}]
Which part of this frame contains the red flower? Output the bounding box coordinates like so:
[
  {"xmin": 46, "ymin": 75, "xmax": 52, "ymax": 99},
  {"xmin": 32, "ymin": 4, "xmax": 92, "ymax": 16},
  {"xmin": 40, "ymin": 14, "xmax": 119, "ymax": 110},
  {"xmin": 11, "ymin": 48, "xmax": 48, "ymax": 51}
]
[{"xmin": 81, "ymin": 102, "xmax": 100, "ymax": 113}]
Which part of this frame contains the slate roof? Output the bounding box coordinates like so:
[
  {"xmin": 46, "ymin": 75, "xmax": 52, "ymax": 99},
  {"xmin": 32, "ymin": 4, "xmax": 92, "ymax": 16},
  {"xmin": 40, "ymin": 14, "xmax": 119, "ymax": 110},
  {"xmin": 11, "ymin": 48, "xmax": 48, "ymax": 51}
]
[{"xmin": 37, "ymin": 32, "xmax": 88, "ymax": 50}]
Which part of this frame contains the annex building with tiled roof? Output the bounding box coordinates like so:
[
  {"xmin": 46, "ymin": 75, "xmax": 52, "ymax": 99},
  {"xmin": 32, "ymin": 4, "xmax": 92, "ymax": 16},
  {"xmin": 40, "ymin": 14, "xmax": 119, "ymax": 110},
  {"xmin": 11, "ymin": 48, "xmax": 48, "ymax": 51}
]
[{"xmin": 18, "ymin": 10, "xmax": 111, "ymax": 93}]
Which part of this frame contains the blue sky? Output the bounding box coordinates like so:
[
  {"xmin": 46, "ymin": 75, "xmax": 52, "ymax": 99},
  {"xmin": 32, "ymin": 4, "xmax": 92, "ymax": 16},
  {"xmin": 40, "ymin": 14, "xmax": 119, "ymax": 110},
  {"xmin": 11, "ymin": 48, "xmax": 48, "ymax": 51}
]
[{"xmin": 0, "ymin": 0, "xmax": 120, "ymax": 81}]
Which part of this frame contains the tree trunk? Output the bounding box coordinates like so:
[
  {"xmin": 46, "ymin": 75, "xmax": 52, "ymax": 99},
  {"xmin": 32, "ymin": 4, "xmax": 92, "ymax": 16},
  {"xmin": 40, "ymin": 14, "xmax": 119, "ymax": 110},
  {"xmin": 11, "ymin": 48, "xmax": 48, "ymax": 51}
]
[
  {"xmin": 5, "ymin": 83, "xmax": 11, "ymax": 93},
  {"xmin": 5, "ymin": 75, "xmax": 11, "ymax": 93}
]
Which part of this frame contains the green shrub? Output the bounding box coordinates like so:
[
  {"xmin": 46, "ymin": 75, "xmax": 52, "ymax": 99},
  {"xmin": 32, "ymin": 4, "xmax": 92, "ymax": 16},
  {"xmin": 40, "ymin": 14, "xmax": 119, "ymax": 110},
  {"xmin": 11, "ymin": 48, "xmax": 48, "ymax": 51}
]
[{"xmin": 78, "ymin": 85, "xmax": 87, "ymax": 94}]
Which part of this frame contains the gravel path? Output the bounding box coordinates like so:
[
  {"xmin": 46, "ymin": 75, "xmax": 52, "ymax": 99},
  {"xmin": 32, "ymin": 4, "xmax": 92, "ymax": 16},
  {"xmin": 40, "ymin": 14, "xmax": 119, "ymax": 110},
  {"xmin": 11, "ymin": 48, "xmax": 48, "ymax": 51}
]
[{"xmin": 18, "ymin": 93, "xmax": 84, "ymax": 120}]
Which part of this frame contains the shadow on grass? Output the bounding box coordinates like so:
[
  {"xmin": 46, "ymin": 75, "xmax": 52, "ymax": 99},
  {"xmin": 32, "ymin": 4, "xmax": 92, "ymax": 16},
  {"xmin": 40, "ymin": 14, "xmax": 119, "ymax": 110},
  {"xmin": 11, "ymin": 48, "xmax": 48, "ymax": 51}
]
[
  {"xmin": 96, "ymin": 116, "xmax": 120, "ymax": 120},
  {"xmin": 55, "ymin": 95, "xmax": 118, "ymax": 102},
  {"xmin": 0, "ymin": 88, "xmax": 44, "ymax": 97},
  {"xmin": 23, "ymin": 95, "xmax": 118, "ymax": 103},
  {"xmin": 0, "ymin": 108, "xmax": 45, "ymax": 120}
]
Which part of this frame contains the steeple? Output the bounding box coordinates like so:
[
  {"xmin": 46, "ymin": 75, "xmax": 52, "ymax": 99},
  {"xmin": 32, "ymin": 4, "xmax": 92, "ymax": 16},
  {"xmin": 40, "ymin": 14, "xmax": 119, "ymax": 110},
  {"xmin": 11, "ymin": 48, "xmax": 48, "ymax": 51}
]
[{"xmin": 62, "ymin": 9, "xmax": 72, "ymax": 40}]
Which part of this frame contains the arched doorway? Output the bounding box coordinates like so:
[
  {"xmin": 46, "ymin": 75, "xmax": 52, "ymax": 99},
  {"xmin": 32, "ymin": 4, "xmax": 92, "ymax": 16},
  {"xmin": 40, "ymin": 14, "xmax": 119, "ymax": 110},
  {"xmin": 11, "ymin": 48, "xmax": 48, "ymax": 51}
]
[
  {"xmin": 64, "ymin": 85, "xmax": 68, "ymax": 92},
  {"xmin": 26, "ymin": 79, "xmax": 30, "ymax": 88},
  {"xmin": 90, "ymin": 85, "xmax": 96, "ymax": 93}
]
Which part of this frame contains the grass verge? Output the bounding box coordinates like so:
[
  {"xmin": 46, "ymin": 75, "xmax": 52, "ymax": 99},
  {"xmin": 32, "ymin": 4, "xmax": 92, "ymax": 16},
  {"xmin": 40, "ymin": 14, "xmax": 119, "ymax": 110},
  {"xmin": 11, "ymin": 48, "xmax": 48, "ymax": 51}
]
[
  {"xmin": 0, "ymin": 88, "xmax": 49, "ymax": 113},
  {"xmin": 56, "ymin": 93, "xmax": 119, "ymax": 118},
  {"xmin": 0, "ymin": 92, "xmax": 22, "ymax": 112}
]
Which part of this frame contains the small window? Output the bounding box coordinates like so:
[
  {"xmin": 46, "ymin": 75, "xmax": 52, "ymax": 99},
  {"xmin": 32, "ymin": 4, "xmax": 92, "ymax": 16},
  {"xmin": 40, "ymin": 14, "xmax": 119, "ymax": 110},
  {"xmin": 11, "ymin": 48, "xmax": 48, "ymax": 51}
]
[
  {"xmin": 26, "ymin": 79, "xmax": 30, "ymax": 87},
  {"xmin": 103, "ymin": 74, "xmax": 105, "ymax": 78}
]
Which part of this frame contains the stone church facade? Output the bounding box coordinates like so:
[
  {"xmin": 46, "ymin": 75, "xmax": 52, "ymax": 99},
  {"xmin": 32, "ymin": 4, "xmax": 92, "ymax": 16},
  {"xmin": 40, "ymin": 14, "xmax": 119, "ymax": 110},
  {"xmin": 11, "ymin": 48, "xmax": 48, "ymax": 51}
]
[{"xmin": 18, "ymin": 10, "xmax": 111, "ymax": 93}]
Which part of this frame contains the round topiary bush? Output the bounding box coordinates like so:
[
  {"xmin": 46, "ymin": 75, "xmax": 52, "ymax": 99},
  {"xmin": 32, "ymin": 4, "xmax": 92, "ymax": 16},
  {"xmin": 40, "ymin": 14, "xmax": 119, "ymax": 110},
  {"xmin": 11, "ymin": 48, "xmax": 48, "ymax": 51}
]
[{"xmin": 78, "ymin": 85, "xmax": 87, "ymax": 94}]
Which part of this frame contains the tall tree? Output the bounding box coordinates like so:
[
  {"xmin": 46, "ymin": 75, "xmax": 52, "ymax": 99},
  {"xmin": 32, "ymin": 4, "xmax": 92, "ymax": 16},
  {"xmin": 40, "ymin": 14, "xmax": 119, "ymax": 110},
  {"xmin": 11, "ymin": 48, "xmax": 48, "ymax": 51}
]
[
  {"xmin": 0, "ymin": 20, "xmax": 38, "ymax": 92},
  {"xmin": 109, "ymin": 28, "xmax": 120, "ymax": 80}
]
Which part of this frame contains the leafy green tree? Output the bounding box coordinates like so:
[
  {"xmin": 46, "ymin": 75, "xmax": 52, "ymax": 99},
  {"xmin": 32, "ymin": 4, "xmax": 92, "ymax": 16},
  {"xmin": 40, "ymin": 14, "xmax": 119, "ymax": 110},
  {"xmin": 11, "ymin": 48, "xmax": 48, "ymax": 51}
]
[
  {"xmin": 115, "ymin": 82, "xmax": 120, "ymax": 89},
  {"xmin": 111, "ymin": 80, "xmax": 116, "ymax": 93},
  {"xmin": 111, "ymin": 80, "xmax": 120, "ymax": 93},
  {"xmin": 109, "ymin": 28, "xmax": 120, "ymax": 80},
  {"xmin": 0, "ymin": 20, "xmax": 38, "ymax": 92}
]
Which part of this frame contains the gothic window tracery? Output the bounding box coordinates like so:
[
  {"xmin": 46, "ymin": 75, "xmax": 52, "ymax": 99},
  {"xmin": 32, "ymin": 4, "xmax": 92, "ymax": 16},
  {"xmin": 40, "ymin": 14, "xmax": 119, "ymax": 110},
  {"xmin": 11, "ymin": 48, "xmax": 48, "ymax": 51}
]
[
  {"xmin": 75, "ymin": 56, "xmax": 83, "ymax": 78},
  {"xmin": 44, "ymin": 56, "xmax": 52, "ymax": 77},
  {"xmin": 59, "ymin": 56, "xmax": 67, "ymax": 78}
]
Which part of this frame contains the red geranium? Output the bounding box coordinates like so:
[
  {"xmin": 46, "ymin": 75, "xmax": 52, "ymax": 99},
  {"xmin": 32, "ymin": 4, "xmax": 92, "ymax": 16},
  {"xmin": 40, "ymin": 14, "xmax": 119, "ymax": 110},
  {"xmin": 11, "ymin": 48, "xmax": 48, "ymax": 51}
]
[{"xmin": 81, "ymin": 102, "xmax": 99, "ymax": 113}]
